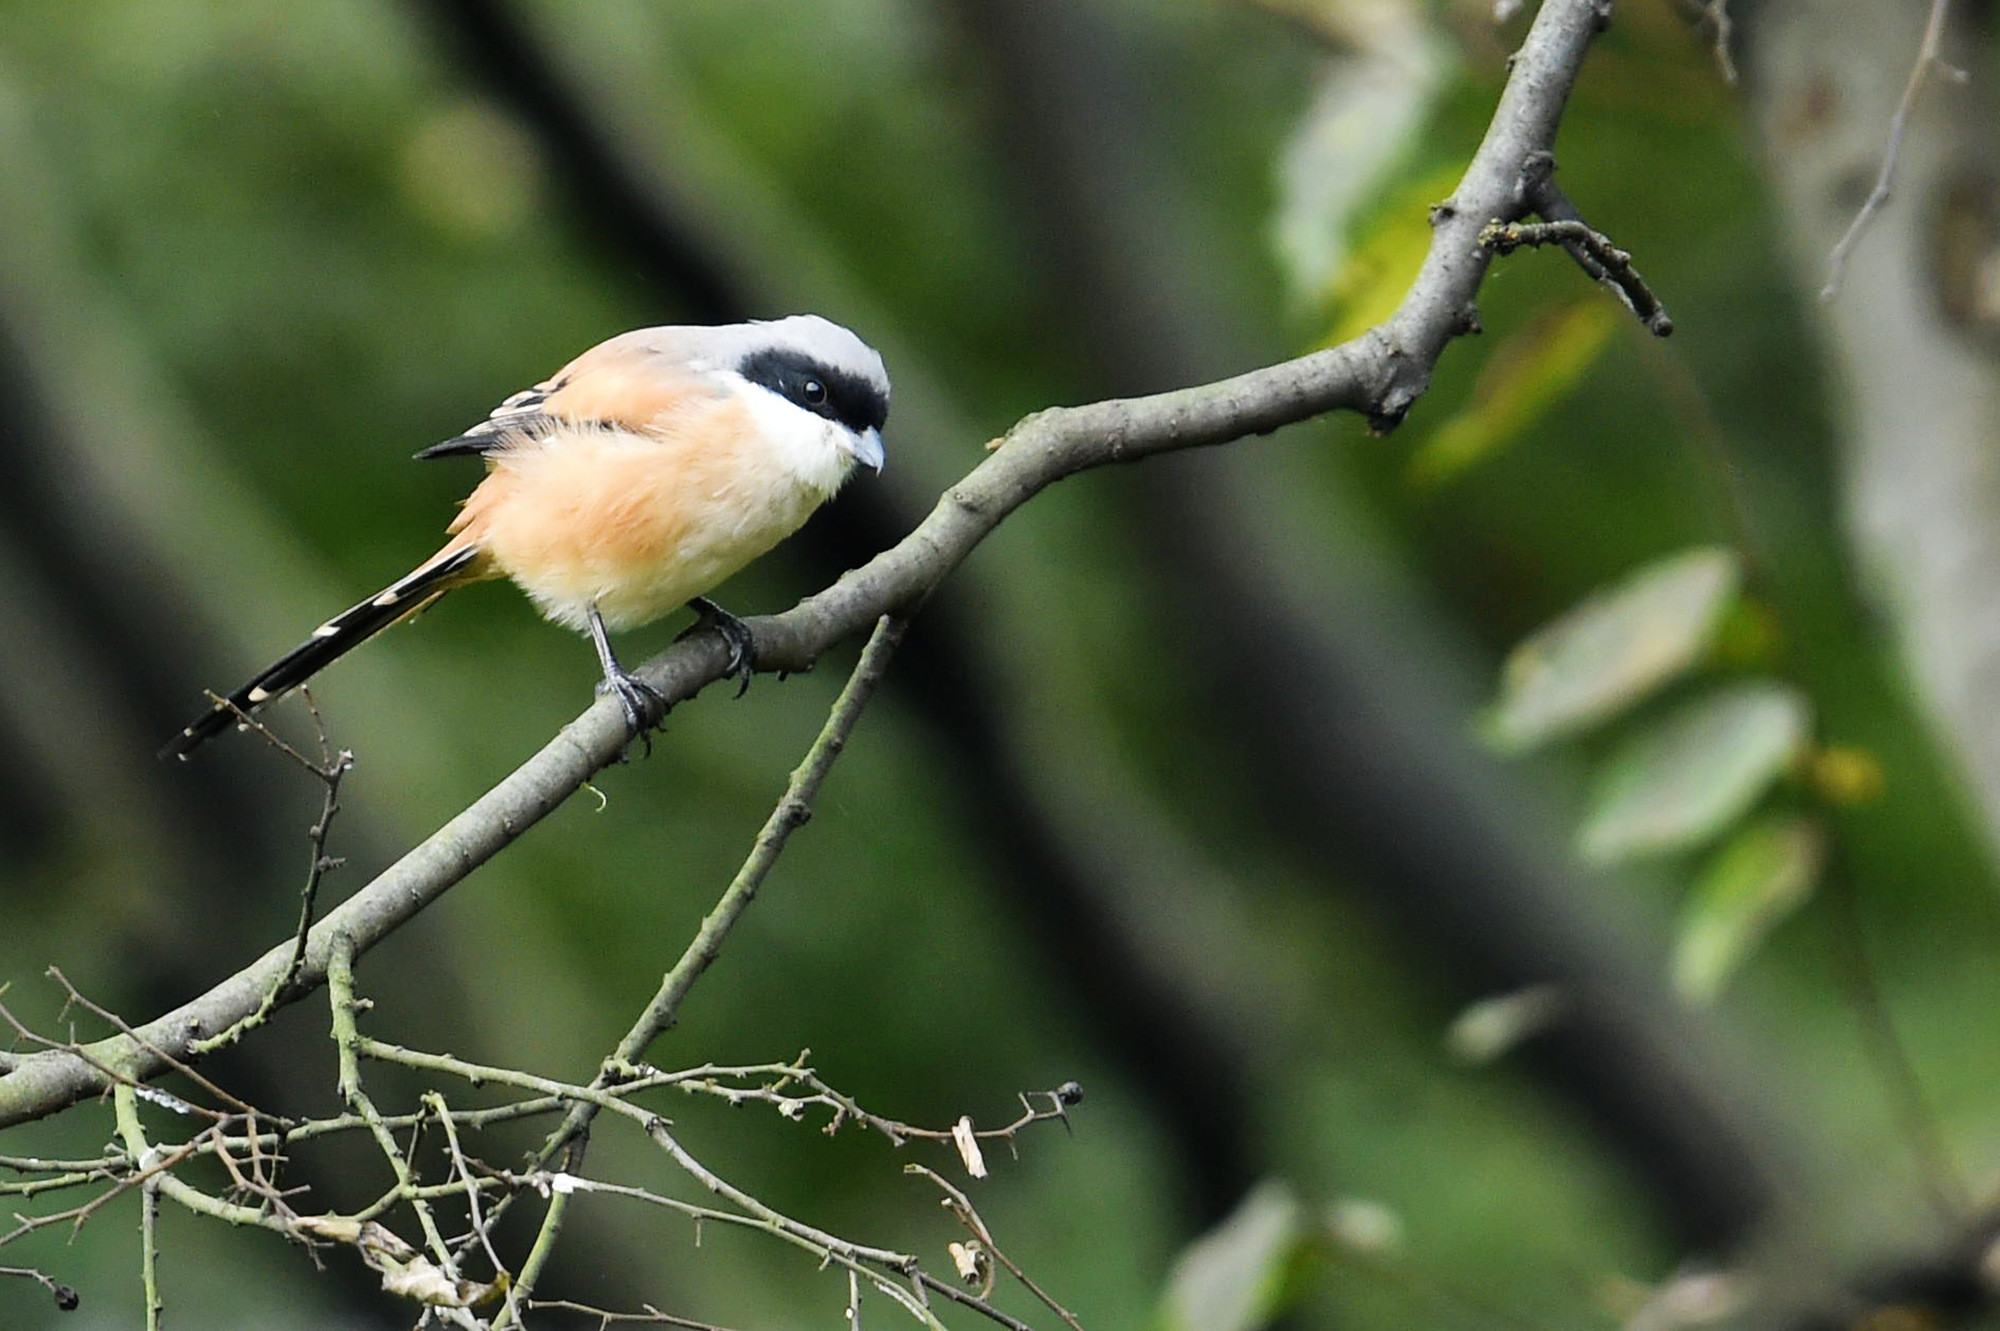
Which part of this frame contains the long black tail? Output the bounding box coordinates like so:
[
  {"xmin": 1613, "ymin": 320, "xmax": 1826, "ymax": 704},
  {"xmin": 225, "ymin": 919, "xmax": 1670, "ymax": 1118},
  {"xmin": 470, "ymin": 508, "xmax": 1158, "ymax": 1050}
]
[{"xmin": 161, "ymin": 546, "xmax": 482, "ymax": 760}]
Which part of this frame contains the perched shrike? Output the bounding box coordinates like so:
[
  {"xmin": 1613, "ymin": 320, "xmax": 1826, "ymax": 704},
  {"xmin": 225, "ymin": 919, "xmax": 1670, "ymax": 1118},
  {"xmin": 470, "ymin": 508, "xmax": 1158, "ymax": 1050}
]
[{"xmin": 164, "ymin": 315, "xmax": 889, "ymax": 759}]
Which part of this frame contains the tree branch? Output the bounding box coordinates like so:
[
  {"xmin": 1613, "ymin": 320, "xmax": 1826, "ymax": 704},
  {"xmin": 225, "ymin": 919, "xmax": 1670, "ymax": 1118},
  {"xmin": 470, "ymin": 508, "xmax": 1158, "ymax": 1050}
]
[{"xmin": 0, "ymin": 0, "xmax": 1615, "ymax": 1129}]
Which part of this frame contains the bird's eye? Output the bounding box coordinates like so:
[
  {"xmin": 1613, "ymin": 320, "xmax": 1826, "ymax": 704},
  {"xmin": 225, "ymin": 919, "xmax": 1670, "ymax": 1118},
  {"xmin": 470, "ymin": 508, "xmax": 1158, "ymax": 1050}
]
[{"xmin": 800, "ymin": 378, "xmax": 829, "ymax": 409}]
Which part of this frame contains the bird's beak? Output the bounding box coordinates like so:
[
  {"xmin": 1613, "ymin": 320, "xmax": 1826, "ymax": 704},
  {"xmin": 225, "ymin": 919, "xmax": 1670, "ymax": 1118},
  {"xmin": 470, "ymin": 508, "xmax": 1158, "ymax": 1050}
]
[{"xmin": 845, "ymin": 426, "xmax": 886, "ymax": 473}]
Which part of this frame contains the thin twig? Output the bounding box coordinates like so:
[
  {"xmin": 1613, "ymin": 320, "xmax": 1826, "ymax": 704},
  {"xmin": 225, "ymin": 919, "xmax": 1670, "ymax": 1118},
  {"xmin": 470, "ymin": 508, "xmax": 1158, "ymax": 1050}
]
[
  {"xmin": 658, "ymin": 1055, "xmax": 1080, "ymax": 1157},
  {"xmin": 0, "ymin": 1169, "xmax": 111, "ymax": 1200},
  {"xmin": 527, "ymin": 1299, "xmax": 739, "ymax": 1329},
  {"xmin": 908, "ymin": 1163, "xmax": 1086, "ymax": 1330},
  {"xmin": 0, "ymin": 1264, "xmax": 79, "ymax": 1311},
  {"xmin": 1821, "ymin": 855, "xmax": 1967, "ymax": 1219},
  {"xmin": 326, "ymin": 935, "xmax": 463, "ymax": 1279},
  {"xmin": 1488, "ymin": 154, "xmax": 1673, "ymax": 335},
  {"xmin": 347, "ymin": 1031, "xmax": 1043, "ymax": 1330},
  {"xmin": 194, "ymin": 696, "xmax": 353, "ymax": 1055},
  {"xmin": 533, "ymin": 617, "xmax": 909, "ymax": 1169},
  {"xmin": 140, "ymin": 1175, "xmax": 163, "ymax": 1331},
  {"xmin": 514, "ymin": 1172, "xmax": 943, "ymax": 1324},
  {"xmin": 1482, "ymin": 217, "xmax": 1674, "ymax": 335},
  {"xmin": 493, "ymin": 1186, "xmax": 567, "ymax": 1330},
  {"xmin": 1819, "ymin": 0, "xmax": 1956, "ymax": 301},
  {"xmin": 423, "ymin": 1091, "xmax": 506, "ymax": 1277},
  {"xmin": 1701, "ymin": 0, "xmax": 1737, "ymax": 83},
  {"xmin": 45, "ymin": 969, "xmax": 250, "ymax": 1118},
  {"xmin": 483, "ymin": 620, "xmax": 909, "ymax": 1302}
]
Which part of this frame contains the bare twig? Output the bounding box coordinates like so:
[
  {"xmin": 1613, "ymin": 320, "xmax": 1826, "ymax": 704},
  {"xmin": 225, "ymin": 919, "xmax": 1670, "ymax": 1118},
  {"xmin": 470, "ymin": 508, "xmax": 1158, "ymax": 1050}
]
[
  {"xmin": 0, "ymin": 1263, "xmax": 81, "ymax": 1311},
  {"xmin": 1820, "ymin": 858, "xmax": 1967, "ymax": 1218},
  {"xmin": 527, "ymin": 1299, "xmax": 739, "ymax": 1329},
  {"xmin": 1701, "ymin": 0, "xmax": 1737, "ymax": 83},
  {"xmin": 423, "ymin": 1091, "xmax": 506, "ymax": 1277},
  {"xmin": 45, "ymin": 969, "xmax": 250, "ymax": 1118},
  {"xmin": 1819, "ymin": 0, "xmax": 1957, "ymax": 300},
  {"xmin": 1489, "ymin": 152, "xmax": 1674, "ymax": 335},
  {"xmin": 506, "ymin": 1173, "xmax": 946, "ymax": 1326},
  {"xmin": 139, "ymin": 1175, "xmax": 162, "ymax": 1331},
  {"xmin": 325, "ymin": 936, "xmax": 462, "ymax": 1281},
  {"xmin": 0, "ymin": 1168, "xmax": 111, "ymax": 1200},
  {"xmin": 530, "ymin": 617, "xmax": 909, "ymax": 1175},
  {"xmin": 493, "ymin": 1184, "xmax": 566, "ymax": 1331},
  {"xmin": 344, "ymin": 1027, "xmax": 1047, "ymax": 1330},
  {"xmin": 653, "ymin": 1055, "xmax": 1080, "ymax": 1159},
  {"xmin": 908, "ymin": 1163, "xmax": 1085, "ymax": 1330},
  {"xmin": 193, "ymin": 694, "xmax": 353, "ymax": 1055}
]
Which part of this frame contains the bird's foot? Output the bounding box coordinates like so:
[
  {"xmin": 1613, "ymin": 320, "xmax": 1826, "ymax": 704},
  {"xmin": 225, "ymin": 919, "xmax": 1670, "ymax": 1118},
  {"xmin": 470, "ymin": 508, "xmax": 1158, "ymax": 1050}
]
[
  {"xmin": 598, "ymin": 666, "xmax": 668, "ymax": 757},
  {"xmin": 683, "ymin": 597, "xmax": 756, "ymax": 698}
]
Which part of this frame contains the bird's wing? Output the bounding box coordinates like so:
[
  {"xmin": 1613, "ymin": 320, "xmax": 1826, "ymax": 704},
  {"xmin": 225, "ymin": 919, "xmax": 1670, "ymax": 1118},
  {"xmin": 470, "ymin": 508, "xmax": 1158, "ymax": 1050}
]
[{"xmin": 415, "ymin": 329, "xmax": 716, "ymax": 461}]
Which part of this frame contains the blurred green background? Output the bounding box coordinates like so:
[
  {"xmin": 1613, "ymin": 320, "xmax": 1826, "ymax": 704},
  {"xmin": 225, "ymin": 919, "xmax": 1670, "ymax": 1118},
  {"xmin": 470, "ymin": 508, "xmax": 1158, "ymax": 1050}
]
[{"xmin": 3, "ymin": 0, "xmax": 1999, "ymax": 1327}]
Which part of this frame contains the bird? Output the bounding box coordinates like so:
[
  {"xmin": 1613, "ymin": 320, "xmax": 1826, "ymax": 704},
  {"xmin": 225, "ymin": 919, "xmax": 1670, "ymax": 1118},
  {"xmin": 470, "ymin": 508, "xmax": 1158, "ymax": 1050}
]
[{"xmin": 162, "ymin": 315, "xmax": 889, "ymax": 760}]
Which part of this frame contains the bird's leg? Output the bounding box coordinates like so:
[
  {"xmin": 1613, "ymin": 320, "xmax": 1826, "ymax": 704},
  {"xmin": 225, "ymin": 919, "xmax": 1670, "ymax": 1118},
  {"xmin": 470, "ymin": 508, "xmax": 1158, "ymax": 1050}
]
[
  {"xmin": 683, "ymin": 596, "xmax": 756, "ymax": 698},
  {"xmin": 588, "ymin": 603, "xmax": 666, "ymax": 744}
]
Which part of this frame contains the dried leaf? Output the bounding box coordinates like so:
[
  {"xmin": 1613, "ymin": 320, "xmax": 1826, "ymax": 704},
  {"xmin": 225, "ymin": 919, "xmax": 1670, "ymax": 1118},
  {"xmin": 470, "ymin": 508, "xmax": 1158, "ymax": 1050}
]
[
  {"xmin": 1486, "ymin": 548, "xmax": 1741, "ymax": 751},
  {"xmin": 1673, "ymin": 817, "xmax": 1824, "ymax": 1003},
  {"xmin": 950, "ymin": 1116, "xmax": 987, "ymax": 1179},
  {"xmin": 1579, "ymin": 683, "xmax": 1811, "ymax": 864},
  {"xmin": 948, "ymin": 1240, "xmax": 989, "ymax": 1288}
]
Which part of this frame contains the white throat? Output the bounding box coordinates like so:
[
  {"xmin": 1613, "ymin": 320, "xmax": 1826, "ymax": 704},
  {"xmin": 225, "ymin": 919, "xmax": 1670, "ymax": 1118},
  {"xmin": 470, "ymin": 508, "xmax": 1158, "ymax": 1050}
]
[{"xmin": 726, "ymin": 372, "xmax": 862, "ymax": 498}]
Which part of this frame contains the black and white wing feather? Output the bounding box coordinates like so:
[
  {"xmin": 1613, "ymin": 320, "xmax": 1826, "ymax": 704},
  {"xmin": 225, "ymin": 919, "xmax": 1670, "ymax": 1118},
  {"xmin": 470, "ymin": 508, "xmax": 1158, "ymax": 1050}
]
[{"xmin": 413, "ymin": 377, "xmax": 566, "ymax": 460}]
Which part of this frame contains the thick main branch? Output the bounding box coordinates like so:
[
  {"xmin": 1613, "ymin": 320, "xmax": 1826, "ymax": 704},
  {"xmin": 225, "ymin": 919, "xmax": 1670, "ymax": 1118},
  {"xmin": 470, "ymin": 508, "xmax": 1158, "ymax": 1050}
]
[{"xmin": 0, "ymin": 0, "xmax": 1610, "ymax": 1128}]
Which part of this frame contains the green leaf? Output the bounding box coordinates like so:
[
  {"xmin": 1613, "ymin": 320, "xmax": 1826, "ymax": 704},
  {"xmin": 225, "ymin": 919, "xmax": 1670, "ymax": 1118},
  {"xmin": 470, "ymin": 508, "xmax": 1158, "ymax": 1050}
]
[
  {"xmin": 1579, "ymin": 682, "xmax": 1811, "ymax": 864},
  {"xmin": 1408, "ymin": 299, "xmax": 1619, "ymax": 490},
  {"xmin": 1160, "ymin": 1181, "xmax": 1303, "ymax": 1331},
  {"xmin": 1674, "ymin": 817, "xmax": 1824, "ymax": 1003},
  {"xmin": 1485, "ymin": 547, "xmax": 1742, "ymax": 752}
]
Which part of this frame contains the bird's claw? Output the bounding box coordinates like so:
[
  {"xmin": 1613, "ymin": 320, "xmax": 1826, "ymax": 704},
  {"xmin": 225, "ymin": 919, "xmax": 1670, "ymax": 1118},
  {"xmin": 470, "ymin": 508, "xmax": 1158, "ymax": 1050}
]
[
  {"xmin": 599, "ymin": 667, "xmax": 667, "ymax": 757},
  {"xmin": 685, "ymin": 597, "xmax": 757, "ymax": 699}
]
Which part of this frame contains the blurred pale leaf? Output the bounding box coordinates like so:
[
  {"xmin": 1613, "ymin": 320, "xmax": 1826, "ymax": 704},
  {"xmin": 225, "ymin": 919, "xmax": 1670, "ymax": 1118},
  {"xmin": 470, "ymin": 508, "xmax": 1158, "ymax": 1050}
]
[
  {"xmin": 1409, "ymin": 299, "xmax": 1619, "ymax": 489},
  {"xmin": 1579, "ymin": 683, "xmax": 1812, "ymax": 864},
  {"xmin": 1444, "ymin": 984, "xmax": 1566, "ymax": 1064},
  {"xmin": 1326, "ymin": 1197, "xmax": 1405, "ymax": 1253},
  {"xmin": 1485, "ymin": 547, "xmax": 1742, "ymax": 751},
  {"xmin": 1268, "ymin": 0, "xmax": 1450, "ymax": 304},
  {"xmin": 1673, "ymin": 817, "xmax": 1824, "ymax": 1003},
  {"xmin": 1619, "ymin": 1266, "xmax": 1754, "ymax": 1329},
  {"xmin": 1160, "ymin": 1180, "xmax": 1303, "ymax": 1331}
]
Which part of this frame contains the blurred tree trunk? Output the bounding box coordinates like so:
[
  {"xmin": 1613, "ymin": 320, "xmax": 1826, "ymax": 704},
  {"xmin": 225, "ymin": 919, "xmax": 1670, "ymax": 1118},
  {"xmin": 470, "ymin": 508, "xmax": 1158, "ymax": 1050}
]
[{"xmin": 1746, "ymin": 0, "xmax": 2000, "ymax": 860}]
